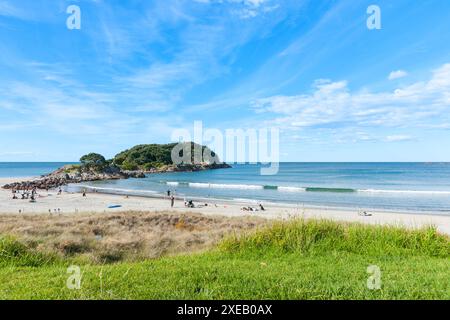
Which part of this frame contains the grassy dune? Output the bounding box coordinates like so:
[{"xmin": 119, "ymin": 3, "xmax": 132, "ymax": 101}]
[
  {"xmin": 0, "ymin": 216, "xmax": 448, "ymax": 300},
  {"xmin": 0, "ymin": 212, "xmax": 263, "ymax": 263}
]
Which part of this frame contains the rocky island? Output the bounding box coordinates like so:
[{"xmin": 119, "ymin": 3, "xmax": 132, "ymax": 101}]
[{"xmin": 2, "ymin": 142, "xmax": 231, "ymax": 190}]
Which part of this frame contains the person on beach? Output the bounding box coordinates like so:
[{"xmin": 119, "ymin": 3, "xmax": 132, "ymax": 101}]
[
  {"xmin": 358, "ymin": 210, "xmax": 372, "ymax": 217},
  {"xmin": 167, "ymin": 190, "xmax": 171, "ymax": 197},
  {"xmin": 170, "ymin": 195, "xmax": 175, "ymax": 208},
  {"xmin": 259, "ymin": 203, "xmax": 266, "ymax": 211},
  {"xmin": 12, "ymin": 189, "xmax": 17, "ymax": 199},
  {"xmin": 31, "ymin": 187, "xmax": 36, "ymax": 201},
  {"xmin": 82, "ymin": 189, "xmax": 86, "ymax": 197},
  {"xmin": 185, "ymin": 200, "xmax": 194, "ymax": 208},
  {"xmin": 57, "ymin": 188, "xmax": 62, "ymax": 195}
]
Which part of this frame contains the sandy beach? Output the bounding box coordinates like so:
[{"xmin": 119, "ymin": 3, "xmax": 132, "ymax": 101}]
[{"xmin": 1, "ymin": 177, "xmax": 450, "ymax": 235}]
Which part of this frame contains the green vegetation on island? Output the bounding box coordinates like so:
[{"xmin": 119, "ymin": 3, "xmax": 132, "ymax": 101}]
[
  {"xmin": 69, "ymin": 142, "xmax": 225, "ymax": 172},
  {"xmin": 112, "ymin": 142, "xmax": 221, "ymax": 171}
]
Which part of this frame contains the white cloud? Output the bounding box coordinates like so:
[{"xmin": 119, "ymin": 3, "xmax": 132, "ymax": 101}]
[
  {"xmin": 0, "ymin": 1, "xmax": 20, "ymax": 17},
  {"xmin": 388, "ymin": 70, "xmax": 408, "ymax": 80},
  {"xmin": 253, "ymin": 63, "xmax": 450, "ymax": 131},
  {"xmin": 0, "ymin": 0, "xmax": 61, "ymax": 22},
  {"xmin": 385, "ymin": 135, "xmax": 413, "ymax": 142},
  {"xmin": 244, "ymin": 0, "xmax": 267, "ymax": 6},
  {"xmin": 196, "ymin": 0, "xmax": 276, "ymax": 19}
]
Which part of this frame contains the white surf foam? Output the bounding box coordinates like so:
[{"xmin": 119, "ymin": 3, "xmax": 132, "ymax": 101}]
[
  {"xmin": 358, "ymin": 189, "xmax": 450, "ymax": 195},
  {"xmin": 232, "ymin": 198, "xmax": 260, "ymax": 203},
  {"xmin": 278, "ymin": 186, "xmax": 306, "ymax": 192},
  {"xmin": 189, "ymin": 182, "xmax": 264, "ymax": 190},
  {"xmin": 80, "ymin": 186, "xmax": 158, "ymax": 194},
  {"xmin": 164, "ymin": 181, "xmax": 450, "ymax": 196}
]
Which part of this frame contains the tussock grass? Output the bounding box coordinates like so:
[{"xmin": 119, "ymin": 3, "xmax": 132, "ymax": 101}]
[
  {"xmin": 220, "ymin": 219, "xmax": 450, "ymax": 258},
  {"xmin": 0, "ymin": 236, "xmax": 58, "ymax": 267}
]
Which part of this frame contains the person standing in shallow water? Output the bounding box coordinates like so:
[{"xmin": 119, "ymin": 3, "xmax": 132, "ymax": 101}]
[{"xmin": 167, "ymin": 190, "xmax": 171, "ymax": 197}]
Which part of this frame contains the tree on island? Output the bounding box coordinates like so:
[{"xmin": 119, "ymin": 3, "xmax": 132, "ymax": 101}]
[{"xmin": 80, "ymin": 153, "xmax": 107, "ymax": 170}]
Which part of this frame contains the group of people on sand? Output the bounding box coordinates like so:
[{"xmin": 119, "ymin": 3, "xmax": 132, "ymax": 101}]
[
  {"xmin": 183, "ymin": 199, "xmax": 212, "ymax": 209},
  {"xmin": 167, "ymin": 189, "xmax": 214, "ymax": 209},
  {"xmin": 241, "ymin": 203, "xmax": 266, "ymax": 212},
  {"xmin": 10, "ymin": 186, "xmax": 78, "ymax": 203},
  {"xmin": 166, "ymin": 188, "xmax": 267, "ymax": 213},
  {"xmin": 11, "ymin": 187, "xmax": 38, "ymax": 202}
]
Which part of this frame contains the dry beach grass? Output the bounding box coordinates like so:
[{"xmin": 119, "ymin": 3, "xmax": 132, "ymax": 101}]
[{"xmin": 0, "ymin": 211, "xmax": 265, "ymax": 263}]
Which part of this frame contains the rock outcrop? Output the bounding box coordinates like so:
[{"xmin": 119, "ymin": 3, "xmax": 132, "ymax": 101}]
[
  {"xmin": 2, "ymin": 165, "xmax": 145, "ymax": 190},
  {"xmin": 2, "ymin": 162, "xmax": 230, "ymax": 190}
]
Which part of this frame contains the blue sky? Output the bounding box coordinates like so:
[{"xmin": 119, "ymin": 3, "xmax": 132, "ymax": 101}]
[{"xmin": 1, "ymin": 0, "xmax": 450, "ymax": 162}]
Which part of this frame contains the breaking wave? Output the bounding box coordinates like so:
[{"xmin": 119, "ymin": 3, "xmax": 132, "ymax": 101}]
[{"xmin": 163, "ymin": 181, "xmax": 450, "ymax": 195}]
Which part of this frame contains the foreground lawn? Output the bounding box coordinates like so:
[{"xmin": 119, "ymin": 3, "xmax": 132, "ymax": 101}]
[{"xmin": 0, "ymin": 219, "xmax": 448, "ymax": 299}]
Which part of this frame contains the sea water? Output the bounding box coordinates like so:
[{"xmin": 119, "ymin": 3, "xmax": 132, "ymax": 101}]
[
  {"xmin": 74, "ymin": 163, "xmax": 450, "ymax": 214},
  {"xmin": 0, "ymin": 162, "xmax": 76, "ymax": 178}
]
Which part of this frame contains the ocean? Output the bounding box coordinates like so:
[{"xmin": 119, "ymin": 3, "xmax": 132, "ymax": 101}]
[
  {"xmin": 2, "ymin": 162, "xmax": 450, "ymax": 214},
  {"xmin": 0, "ymin": 162, "xmax": 77, "ymax": 178}
]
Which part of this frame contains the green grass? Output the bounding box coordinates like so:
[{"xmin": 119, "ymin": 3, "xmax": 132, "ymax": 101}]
[{"xmin": 0, "ymin": 219, "xmax": 448, "ymax": 300}]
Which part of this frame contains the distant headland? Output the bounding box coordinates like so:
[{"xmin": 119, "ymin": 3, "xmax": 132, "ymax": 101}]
[{"xmin": 2, "ymin": 142, "xmax": 231, "ymax": 190}]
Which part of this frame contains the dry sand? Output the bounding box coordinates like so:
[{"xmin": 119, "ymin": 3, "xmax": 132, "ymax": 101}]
[{"xmin": 1, "ymin": 177, "xmax": 450, "ymax": 235}]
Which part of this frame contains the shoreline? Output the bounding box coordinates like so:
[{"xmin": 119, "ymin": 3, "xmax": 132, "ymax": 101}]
[
  {"xmin": 73, "ymin": 183, "xmax": 450, "ymax": 217},
  {"xmin": 1, "ymin": 177, "xmax": 450, "ymax": 235}
]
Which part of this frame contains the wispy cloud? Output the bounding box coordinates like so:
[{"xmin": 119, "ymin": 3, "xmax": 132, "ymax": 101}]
[
  {"xmin": 194, "ymin": 0, "xmax": 279, "ymax": 19},
  {"xmin": 385, "ymin": 135, "xmax": 414, "ymax": 142},
  {"xmin": 2, "ymin": 0, "xmax": 450, "ymax": 161},
  {"xmin": 388, "ymin": 70, "xmax": 408, "ymax": 80},
  {"xmin": 0, "ymin": 0, "xmax": 64, "ymax": 22},
  {"xmin": 0, "ymin": 1, "xmax": 23, "ymax": 18}
]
